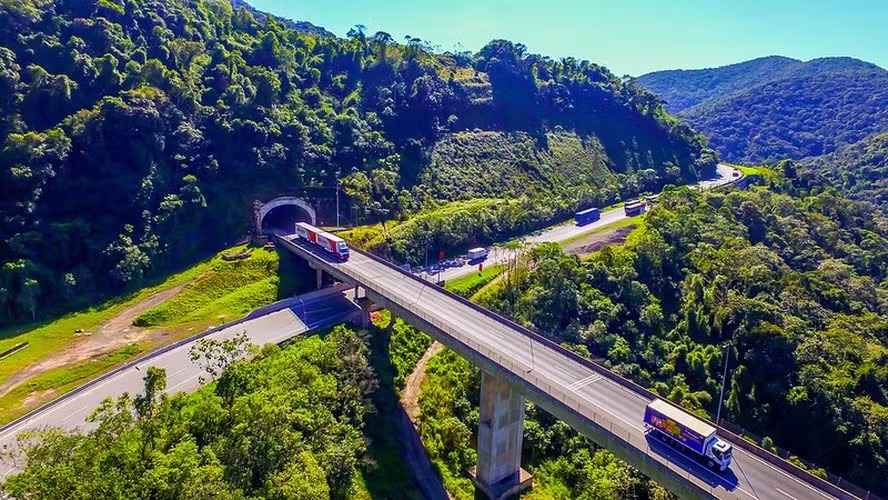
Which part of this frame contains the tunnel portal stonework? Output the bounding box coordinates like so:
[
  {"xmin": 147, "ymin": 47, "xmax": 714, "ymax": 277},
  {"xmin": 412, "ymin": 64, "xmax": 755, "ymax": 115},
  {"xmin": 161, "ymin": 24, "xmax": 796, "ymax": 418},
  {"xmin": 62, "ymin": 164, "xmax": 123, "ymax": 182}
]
[{"xmin": 255, "ymin": 197, "xmax": 317, "ymax": 234}]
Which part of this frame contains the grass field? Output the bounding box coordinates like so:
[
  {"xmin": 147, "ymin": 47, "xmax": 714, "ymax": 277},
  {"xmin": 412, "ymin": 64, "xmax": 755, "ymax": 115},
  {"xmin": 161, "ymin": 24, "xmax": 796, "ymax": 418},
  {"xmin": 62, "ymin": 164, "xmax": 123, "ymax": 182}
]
[
  {"xmin": 443, "ymin": 265, "xmax": 507, "ymax": 298},
  {"xmin": 0, "ymin": 344, "xmax": 144, "ymax": 423},
  {"xmin": 0, "ymin": 242, "xmax": 309, "ymax": 425},
  {"xmin": 559, "ymin": 215, "xmax": 644, "ymax": 247},
  {"xmin": 133, "ymin": 244, "xmax": 300, "ymax": 327},
  {"xmin": 722, "ymin": 162, "xmax": 766, "ymax": 177}
]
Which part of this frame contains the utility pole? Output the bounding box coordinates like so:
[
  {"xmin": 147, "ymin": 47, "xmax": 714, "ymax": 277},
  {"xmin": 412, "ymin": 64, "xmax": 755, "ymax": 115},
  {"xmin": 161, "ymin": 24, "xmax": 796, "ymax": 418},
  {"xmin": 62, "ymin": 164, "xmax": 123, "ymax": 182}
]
[
  {"xmin": 335, "ymin": 173, "xmax": 341, "ymax": 229},
  {"xmin": 716, "ymin": 343, "xmax": 731, "ymax": 427}
]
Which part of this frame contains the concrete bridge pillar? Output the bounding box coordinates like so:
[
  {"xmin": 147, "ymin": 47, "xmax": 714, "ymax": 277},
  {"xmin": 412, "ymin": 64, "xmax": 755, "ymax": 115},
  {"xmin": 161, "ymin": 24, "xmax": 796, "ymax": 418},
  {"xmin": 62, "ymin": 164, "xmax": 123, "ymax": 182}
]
[
  {"xmin": 315, "ymin": 268, "xmax": 324, "ymax": 290},
  {"xmin": 470, "ymin": 372, "xmax": 532, "ymax": 499}
]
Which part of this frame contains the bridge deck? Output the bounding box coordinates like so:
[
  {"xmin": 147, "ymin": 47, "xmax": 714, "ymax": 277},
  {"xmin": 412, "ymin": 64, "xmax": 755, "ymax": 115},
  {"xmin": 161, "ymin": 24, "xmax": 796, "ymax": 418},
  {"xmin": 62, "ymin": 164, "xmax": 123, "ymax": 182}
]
[{"xmin": 277, "ymin": 234, "xmax": 857, "ymax": 500}]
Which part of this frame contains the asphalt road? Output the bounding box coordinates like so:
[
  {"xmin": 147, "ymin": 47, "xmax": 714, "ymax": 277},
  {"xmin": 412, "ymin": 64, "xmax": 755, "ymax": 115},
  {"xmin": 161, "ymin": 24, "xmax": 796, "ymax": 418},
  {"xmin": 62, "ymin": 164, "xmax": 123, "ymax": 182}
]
[
  {"xmin": 0, "ymin": 288, "xmax": 360, "ymax": 480},
  {"xmin": 287, "ymin": 239, "xmax": 843, "ymax": 500},
  {"xmin": 431, "ymin": 163, "xmax": 739, "ymax": 283}
]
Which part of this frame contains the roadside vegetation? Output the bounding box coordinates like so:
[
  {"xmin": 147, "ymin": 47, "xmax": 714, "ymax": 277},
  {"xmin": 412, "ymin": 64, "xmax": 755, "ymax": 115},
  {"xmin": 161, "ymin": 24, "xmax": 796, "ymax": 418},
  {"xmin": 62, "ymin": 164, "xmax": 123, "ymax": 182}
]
[
  {"xmin": 443, "ymin": 264, "xmax": 507, "ymax": 298},
  {"xmin": 1, "ymin": 325, "xmax": 417, "ymax": 499},
  {"xmin": 134, "ymin": 244, "xmax": 305, "ymax": 327},
  {"xmin": 0, "ymin": 243, "xmax": 309, "ymax": 425},
  {"xmin": 476, "ymin": 167, "xmax": 888, "ymax": 493}
]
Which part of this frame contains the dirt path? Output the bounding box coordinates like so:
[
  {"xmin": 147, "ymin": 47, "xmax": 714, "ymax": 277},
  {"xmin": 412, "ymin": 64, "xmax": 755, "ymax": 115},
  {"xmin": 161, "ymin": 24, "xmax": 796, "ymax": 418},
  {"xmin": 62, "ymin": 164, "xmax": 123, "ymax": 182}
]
[
  {"xmin": 396, "ymin": 340, "xmax": 451, "ymax": 499},
  {"xmin": 563, "ymin": 224, "xmax": 638, "ymax": 258},
  {"xmin": 401, "ymin": 341, "xmax": 445, "ymax": 424},
  {"xmin": 0, "ymin": 283, "xmax": 189, "ymax": 398}
]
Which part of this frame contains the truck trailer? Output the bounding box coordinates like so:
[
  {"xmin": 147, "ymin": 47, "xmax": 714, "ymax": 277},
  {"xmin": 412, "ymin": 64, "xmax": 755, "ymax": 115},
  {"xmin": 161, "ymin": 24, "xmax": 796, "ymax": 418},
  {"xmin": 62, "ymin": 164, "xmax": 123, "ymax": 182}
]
[
  {"xmin": 643, "ymin": 399, "xmax": 733, "ymax": 471},
  {"xmin": 575, "ymin": 207, "xmax": 601, "ymax": 225},
  {"xmin": 294, "ymin": 222, "xmax": 350, "ymax": 261},
  {"xmin": 624, "ymin": 200, "xmax": 646, "ymax": 216}
]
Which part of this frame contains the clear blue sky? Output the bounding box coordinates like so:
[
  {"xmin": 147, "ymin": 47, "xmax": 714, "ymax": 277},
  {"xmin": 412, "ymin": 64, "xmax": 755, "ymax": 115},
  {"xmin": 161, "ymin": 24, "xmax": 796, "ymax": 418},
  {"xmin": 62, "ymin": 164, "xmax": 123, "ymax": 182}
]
[{"xmin": 248, "ymin": 0, "xmax": 888, "ymax": 76}]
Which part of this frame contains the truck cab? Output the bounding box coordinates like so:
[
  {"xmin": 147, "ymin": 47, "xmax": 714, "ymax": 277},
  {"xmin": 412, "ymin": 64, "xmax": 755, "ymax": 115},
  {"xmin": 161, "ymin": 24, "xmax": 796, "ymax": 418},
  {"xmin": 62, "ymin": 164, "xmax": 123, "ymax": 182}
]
[
  {"xmin": 709, "ymin": 439, "xmax": 733, "ymax": 470},
  {"xmin": 336, "ymin": 241, "xmax": 350, "ymax": 260}
]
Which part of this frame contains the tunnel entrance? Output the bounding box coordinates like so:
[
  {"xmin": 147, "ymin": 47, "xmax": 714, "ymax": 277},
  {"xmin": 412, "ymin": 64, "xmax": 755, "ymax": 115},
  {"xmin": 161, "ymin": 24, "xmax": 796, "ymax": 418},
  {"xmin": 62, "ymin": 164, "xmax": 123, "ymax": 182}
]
[
  {"xmin": 261, "ymin": 204, "xmax": 313, "ymax": 235},
  {"xmin": 257, "ymin": 196, "xmax": 317, "ymax": 235}
]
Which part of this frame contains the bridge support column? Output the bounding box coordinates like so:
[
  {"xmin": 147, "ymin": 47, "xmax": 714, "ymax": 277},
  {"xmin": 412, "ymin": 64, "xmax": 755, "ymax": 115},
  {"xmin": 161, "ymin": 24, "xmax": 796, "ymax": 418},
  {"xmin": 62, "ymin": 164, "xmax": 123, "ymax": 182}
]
[
  {"xmin": 315, "ymin": 268, "xmax": 323, "ymax": 290},
  {"xmin": 469, "ymin": 372, "xmax": 532, "ymax": 499},
  {"xmin": 356, "ymin": 299, "xmax": 372, "ymax": 328}
]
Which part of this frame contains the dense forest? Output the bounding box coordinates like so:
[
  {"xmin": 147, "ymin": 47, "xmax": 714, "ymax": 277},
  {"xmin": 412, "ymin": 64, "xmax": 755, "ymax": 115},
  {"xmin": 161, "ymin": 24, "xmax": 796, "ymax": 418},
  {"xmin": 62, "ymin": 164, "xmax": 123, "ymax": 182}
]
[
  {"xmin": 802, "ymin": 132, "xmax": 888, "ymax": 211},
  {"xmin": 471, "ymin": 167, "xmax": 888, "ymax": 493},
  {"xmin": 636, "ymin": 57, "xmax": 888, "ymax": 163},
  {"xmin": 0, "ymin": 0, "xmax": 713, "ymax": 327}
]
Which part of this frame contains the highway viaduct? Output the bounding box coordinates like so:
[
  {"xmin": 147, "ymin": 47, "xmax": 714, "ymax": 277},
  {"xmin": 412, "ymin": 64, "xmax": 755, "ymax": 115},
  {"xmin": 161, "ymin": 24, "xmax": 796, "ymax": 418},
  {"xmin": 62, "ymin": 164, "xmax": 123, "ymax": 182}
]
[{"xmin": 275, "ymin": 234, "xmax": 863, "ymax": 500}]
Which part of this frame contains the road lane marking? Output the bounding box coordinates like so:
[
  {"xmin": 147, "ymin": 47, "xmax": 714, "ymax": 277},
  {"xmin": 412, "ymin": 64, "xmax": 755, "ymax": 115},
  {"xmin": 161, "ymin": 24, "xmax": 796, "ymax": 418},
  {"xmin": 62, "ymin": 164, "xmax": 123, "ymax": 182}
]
[
  {"xmin": 776, "ymin": 487, "xmax": 798, "ymax": 499},
  {"xmin": 61, "ymin": 406, "xmax": 88, "ymax": 422},
  {"xmin": 567, "ymin": 374, "xmax": 602, "ymax": 391},
  {"xmin": 166, "ymin": 375, "xmax": 199, "ymax": 393},
  {"xmin": 739, "ymin": 450, "xmax": 834, "ymax": 499},
  {"xmin": 167, "ymin": 366, "xmax": 191, "ymax": 378}
]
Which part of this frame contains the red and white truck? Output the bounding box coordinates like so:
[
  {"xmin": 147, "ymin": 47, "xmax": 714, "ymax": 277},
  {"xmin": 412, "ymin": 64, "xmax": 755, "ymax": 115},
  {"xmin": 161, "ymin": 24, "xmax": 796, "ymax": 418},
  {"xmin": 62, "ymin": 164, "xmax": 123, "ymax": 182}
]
[{"xmin": 294, "ymin": 222, "xmax": 350, "ymax": 261}]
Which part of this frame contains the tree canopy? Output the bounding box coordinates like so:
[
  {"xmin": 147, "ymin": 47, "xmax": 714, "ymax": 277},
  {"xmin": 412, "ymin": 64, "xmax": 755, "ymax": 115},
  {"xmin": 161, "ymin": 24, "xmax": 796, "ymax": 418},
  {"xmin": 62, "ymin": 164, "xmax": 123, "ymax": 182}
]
[
  {"xmin": 479, "ymin": 173, "xmax": 888, "ymax": 493},
  {"xmin": 0, "ymin": 0, "xmax": 712, "ymax": 326},
  {"xmin": 1, "ymin": 326, "xmax": 379, "ymax": 499}
]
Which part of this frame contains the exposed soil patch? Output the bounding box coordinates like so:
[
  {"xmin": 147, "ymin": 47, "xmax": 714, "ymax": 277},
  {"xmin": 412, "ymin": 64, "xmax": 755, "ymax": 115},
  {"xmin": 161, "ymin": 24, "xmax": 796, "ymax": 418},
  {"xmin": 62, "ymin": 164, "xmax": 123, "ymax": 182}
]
[
  {"xmin": 563, "ymin": 225, "xmax": 638, "ymax": 258},
  {"xmin": 400, "ymin": 341, "xmax": 444, "ymax": 424},
  {"xmin": 0, "ymin": 283, "xmax": 189, "ymax": 398}
]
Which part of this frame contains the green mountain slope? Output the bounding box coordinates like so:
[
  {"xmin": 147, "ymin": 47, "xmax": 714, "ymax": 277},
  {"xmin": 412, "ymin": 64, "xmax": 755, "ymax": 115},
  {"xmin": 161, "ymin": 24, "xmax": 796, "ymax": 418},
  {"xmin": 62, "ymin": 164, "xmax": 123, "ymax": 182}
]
[
  {"xmin": 636, "ymin": 57, "xmax": 888, "ymax": 164},
  {"xmin": 635, "ymin": 55, "xmax": 804, "ymax": 113},
  {"xmin": 802, "ymin": 132, "xmax": 888, "ymax": 209},
  {"xmin": 0, "ymin": 0, "xmax": 712, "ymax": 326}
]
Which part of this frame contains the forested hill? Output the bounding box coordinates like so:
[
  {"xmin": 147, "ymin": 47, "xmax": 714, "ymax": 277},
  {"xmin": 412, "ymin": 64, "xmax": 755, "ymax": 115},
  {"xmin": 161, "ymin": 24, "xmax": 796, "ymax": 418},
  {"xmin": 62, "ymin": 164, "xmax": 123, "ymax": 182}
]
[
  {"xmin": 635, "ymin": 55, "xmax": 803, "ymax": 113},
  {"xmin": 0, "ymin": 0, "xmax": 711, "ymax": 326},
  {"xmin": 802, "ymin": 132, "xmax": 888, "ymax": 210},
  {"xmin": 636, "ymin": 57, "xmax": 888, "ymax": 163}
]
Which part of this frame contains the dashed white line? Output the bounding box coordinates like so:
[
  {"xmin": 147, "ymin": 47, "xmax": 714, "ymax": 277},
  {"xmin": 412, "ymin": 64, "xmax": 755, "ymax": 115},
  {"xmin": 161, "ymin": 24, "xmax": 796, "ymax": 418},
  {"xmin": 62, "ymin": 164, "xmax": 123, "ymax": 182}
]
[{"xmin": 166, "ymin": 375, "xmax": 199, "ymax": 393}]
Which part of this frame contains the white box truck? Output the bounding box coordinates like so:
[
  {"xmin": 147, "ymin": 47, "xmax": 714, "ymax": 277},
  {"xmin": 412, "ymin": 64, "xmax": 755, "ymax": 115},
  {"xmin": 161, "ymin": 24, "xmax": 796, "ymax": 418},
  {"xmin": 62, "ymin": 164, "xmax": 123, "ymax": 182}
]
[
  {"xmin": 467, "ymin": 247, "xmax": 488, "ymax": 262},
  {"xmin": 644, "ymin": 399, "xmax": 733, "ymax": 471}
]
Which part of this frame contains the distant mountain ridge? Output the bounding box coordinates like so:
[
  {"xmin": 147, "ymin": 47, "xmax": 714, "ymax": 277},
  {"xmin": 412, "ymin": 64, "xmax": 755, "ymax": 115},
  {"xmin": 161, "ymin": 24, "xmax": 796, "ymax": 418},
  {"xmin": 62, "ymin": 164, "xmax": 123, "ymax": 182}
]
[
  {"xmin": 637, "ymin": 56, "xmax": 883, "ymax": 113},
  {"xmin": 636, "ymin": 57, "xmax": 888, "ymax": 163}
]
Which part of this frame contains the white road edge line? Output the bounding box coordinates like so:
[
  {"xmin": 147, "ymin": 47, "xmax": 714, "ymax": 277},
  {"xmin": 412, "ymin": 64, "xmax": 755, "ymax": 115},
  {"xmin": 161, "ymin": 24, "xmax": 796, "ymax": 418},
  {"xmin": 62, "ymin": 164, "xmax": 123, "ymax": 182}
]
[
  {"xmin": 775, "ymin": 487, "xmax": 798, "ymax": 500},
  {"xmin": 739, "ymin": 451, "xmax": 835, "ymax": 499}
]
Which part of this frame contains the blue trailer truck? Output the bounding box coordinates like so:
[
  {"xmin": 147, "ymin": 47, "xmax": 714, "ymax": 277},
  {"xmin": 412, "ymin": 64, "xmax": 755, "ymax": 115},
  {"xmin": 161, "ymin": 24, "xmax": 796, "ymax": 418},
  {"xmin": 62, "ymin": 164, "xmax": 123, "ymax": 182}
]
[
  {"xmin": 575, "ymin": 207, "xmax": 601, "ymax": 225},
  {"xmin": 644, "ymin": 399, "xmax": 733, "ymax": 471}
]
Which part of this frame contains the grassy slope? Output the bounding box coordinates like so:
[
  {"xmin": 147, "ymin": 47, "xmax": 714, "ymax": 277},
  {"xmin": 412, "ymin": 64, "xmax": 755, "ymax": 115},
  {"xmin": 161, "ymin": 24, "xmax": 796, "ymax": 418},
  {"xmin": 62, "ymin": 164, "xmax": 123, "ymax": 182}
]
[
  {"xmin": 0, "ymin": 243, "xmax": 308, "ymax": 424},
  {"xmin": 443, "ymin": 265, "xmax": 507, "ymax": 298},
  {"xmin": 134, "ymin": 245, "xmax": 289, "ymax": 327}
]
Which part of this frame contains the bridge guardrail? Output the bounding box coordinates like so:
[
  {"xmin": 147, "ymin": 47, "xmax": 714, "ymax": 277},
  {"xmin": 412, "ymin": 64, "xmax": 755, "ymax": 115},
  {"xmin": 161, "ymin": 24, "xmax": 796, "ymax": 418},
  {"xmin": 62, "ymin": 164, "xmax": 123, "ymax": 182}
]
[
  {"xmin": 300, "ymin": 238, "xmax": 870, "ymax": 500},
  {"xmin": 328, "ymin": 259, "xmax": 742, "ymax": 498}
]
